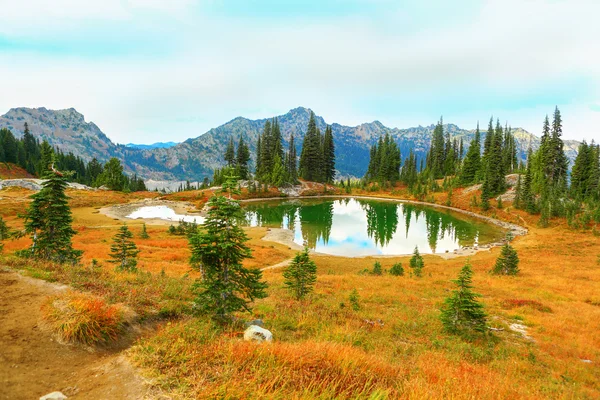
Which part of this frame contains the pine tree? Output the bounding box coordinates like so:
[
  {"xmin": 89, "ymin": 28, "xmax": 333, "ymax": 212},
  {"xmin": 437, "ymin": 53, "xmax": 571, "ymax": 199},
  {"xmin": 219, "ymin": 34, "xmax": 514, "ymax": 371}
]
[
  {"xmin": 287, "ymin": 134, "xmax": 298, "ymax": 183},
  {"xmin": 460, "ymin": 122, "xmax": 481, "ymax": 185},
  {"xmin": 409, "ymin": 246, "xmax": 424, "ymax": 277},
  {"xmin": 491, "ymin": 237, "xmax": 519, "ymax": 275},
  {"xmin": 236, "ymin": 135, "xmax": 250, "ymax": 180},
  {"xmin": 38, "ymin": 140, "xmax": 54, "ymax": 176},
  {"xmin": 109, "ymin": 224, "xmax": 140, "ymax": 272},
  {"xmin": 21, "ymin": 165, "xmax": 81, "ymax": 263},
  {"xmin": 140, "ymin": 223, "xmax": 150, "ymax": 239},
  {"xmin": 322, "ymin": 125, "xmax": 336, "ymax": 183},
  {"xmin": 523, "ymin": 148, "xmax": 536, "ymax": 213},
  {"xmin": 283, "ymin": 246, "xmax": 317, "ymax": 300},
  {"xmin": 513, "ymin": 174, "xmax": 523, "ymax": 209},
  {"xmin": 224, "ymin": 137, "xmax": 236, "ymax": 167},
  {"xmin": 189, "ymin": 175, "xmax": 268, "ymax": 323},
  {"xmin": 299, "ymin": 112, "xmax": 323, "ymax": 182},
  {"xmin": 440, "ymin": 261, "xmax": 487, "ymax": 335},
  {"xmin": 96, "ymin": 158, "xmax": 126, "ymax": 191},
  {"xmin": 389, "ymin": 262, "xmax": 404, "ymax": 276},
  {"xmin": 372, "ymin": 261, "xmax": 383, "ymax": 275},
  {"xmin": 480, "ymin": 178, "xmax": 491, "ymax": 211}
]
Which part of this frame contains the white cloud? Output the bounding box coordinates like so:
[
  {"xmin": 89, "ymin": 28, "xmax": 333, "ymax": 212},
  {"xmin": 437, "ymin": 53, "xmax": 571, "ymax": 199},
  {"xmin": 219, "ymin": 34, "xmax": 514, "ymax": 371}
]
[{"xmin": 0, "ymin": 0, "xmax": 598, "ymax": 142}]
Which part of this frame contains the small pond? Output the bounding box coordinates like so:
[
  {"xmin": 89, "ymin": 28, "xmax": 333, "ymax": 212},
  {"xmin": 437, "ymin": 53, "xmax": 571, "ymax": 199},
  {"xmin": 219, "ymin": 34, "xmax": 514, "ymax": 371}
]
[{"xmin": 127, "ymin": 198, "xmax": 507, "ymax": 256}]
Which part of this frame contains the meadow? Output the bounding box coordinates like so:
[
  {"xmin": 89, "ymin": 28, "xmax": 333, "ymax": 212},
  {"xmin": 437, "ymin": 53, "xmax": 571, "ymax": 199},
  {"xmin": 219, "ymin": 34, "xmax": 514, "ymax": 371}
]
[{"xmin": 1, "ymin": 183, "xmax": 599, "ymax": 399}]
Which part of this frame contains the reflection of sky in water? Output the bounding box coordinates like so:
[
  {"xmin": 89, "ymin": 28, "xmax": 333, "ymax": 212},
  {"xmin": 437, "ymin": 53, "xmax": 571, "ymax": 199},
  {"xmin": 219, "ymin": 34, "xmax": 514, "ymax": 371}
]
[
  {"xmin": 127, "ymin": 206, "xmax": 205, "ymax": 224},
  {"xmin": 243, "ymin": 199, "xmax": 501, "ymax": 256}
]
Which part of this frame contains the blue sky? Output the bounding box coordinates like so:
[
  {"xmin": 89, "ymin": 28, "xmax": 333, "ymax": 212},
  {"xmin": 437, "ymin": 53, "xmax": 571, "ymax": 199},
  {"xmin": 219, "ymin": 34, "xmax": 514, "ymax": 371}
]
[{"xmin": 0, "ymin": 0, "xmax": 598, "ymax": 143}]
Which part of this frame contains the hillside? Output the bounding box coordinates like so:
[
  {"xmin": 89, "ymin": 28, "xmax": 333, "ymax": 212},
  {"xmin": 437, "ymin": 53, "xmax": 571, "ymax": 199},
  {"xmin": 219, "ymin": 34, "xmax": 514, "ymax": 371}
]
[{"xmin": 0, "ymin": 107, "xmax": 580, "ymax": 181}]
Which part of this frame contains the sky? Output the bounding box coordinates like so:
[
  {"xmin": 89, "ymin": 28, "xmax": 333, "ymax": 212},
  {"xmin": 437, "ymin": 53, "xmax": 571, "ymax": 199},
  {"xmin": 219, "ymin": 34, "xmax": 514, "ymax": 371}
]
[{"xmin": 0, "ymin": 0, "xmax": 599, "ymax": 144}]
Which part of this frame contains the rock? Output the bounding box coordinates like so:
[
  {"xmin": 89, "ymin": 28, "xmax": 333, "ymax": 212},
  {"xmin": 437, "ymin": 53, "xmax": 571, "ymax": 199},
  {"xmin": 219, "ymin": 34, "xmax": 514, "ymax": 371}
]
[
  {"xmin": 245, "ymin": 319, "xmax": 265, "ymax": 328},
  {"xmin": 243, "ymin": 325, "xmax": 272, "ymax": 343},
  {"xmin": 581, "ymin": 359, "xmax": 593, "ymax": 363},
  {"xmin": 40, "ymin": 392, "xmax": 67, "ymax": 400}
]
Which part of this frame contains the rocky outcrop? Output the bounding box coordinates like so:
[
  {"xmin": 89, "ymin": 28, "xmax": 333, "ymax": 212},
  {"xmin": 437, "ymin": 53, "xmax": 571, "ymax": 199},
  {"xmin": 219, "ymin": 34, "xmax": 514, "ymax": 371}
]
[{"xmin": 0, "ymin": 179, "xmax": 94, "ymax": 191}]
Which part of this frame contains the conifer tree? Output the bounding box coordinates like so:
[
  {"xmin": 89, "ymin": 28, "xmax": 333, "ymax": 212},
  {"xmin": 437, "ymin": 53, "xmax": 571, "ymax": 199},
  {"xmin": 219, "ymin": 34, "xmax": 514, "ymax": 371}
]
[
  {"xmin": 236, "ymin": 135, "xmax": 250, "ymax": 180},
  {"xmin": 22, "ymin": 165, "xmax": 81, "ymax": 263},
  {"xmin": 409, "ymin": 246, "xmax": 424, "ymax": 277},
  {"xmin": 38, "ymin": 140, "xmax": 54, "ymax": 176},
  {"xmin": 283, "ymin": 246, "xmax": 317, "ymax": 300},
  {"xmin": 322, "ymin": 125, "xmax": 336, "ymax": 183},
  {"xmin": 96, "ymin": 158, "xmax": 126, "ymax": 191},
  {"xmin": 523, "ymin": 148, "xmax": 536, "ymax": 213},
  {"xmin": 140, "ymin": 223, "xmax": 150, "ymax": 239},
  {"xmin": 491, "ymin": 237, "xmax": 519, "ymax": 275},
  {"xmin": 224, "ymin": 137, "xmax": 236, "ymax": 167},
  {"xmin": 109, "ymin": 224, "xmax": 140, "ymax": 272},
  {"xmin": 299, "ymin": 112, "xmax": 323, "ymax": 182},
  {"xmin": 389, "ymin": 262, "xmax": 404, "ymax": 276},
  {"xmin": 480, "ymin": 117, "xmax": 494, "ymax": 176},
  {"xmin": 428, "ymin": 118, "xmax": 446, "ymax": 179},
  {"xmin": 460, "ymin": 122, "xmax": 481, "ymax": 185},
  {"xmin": 189, "ymin": 175, "xmax": 267, "ymax": 323},
  {"xmin": 480, "ymin": 178, "xmax": 491, "ymax": 211},
  {"xmin": 440, "ymin": 261, "xmax": 487, "ymax": 335},
  {"xmin": 287, "ymin": 134, "xmax": 298, "ymax": 183},
  {"xmin": 513, "ymin": 174, "xmax": 523, "ymax": 209}
]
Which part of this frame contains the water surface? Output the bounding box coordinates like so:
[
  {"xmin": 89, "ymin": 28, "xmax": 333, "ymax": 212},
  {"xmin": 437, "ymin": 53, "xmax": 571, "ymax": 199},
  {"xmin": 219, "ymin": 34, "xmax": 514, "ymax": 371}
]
[{"xmin": 243, "ymin": 198, "xmax": 505, "ymax": 256}]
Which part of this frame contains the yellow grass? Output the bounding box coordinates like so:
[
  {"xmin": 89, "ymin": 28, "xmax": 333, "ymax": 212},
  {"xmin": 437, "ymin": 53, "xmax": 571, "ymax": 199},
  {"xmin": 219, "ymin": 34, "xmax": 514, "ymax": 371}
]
[{"xmin": 2, "ymin": 185, "xmax": 600, "ymax": 398}]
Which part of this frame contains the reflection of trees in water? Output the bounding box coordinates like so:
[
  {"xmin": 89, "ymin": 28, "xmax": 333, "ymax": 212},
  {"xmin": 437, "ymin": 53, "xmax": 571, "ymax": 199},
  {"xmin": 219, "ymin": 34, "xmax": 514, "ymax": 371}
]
[
  {"xmin": 299, "ymin": 201, "xmax": 334, "ymax": 248},
  {"xmin": 245, "ymin": 199, "xmax": 486, "ymax": 252},
  {"xmin": 245, "ymin": 202, "xmax": 299, "ymax": 229},
  {"xmin": 359, "ymin": 200, "xmax": 399, "ymax": 247}
]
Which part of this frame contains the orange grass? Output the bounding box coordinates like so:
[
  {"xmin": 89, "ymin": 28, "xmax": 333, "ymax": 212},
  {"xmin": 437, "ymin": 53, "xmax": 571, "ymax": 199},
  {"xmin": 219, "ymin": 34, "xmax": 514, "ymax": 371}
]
[
  {"xmin": 41, "ymin": 291, "xmax": 125, "ymax": 345},
  {"xmin": 3, "ymin": 184, "xmax": 600, "ymax": 398}
]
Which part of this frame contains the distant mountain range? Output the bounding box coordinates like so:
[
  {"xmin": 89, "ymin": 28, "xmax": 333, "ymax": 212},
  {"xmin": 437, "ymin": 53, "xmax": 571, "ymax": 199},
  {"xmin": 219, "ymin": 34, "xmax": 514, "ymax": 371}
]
[
  {"xmin": 125, "ymin": 142, "xmax": 178, "ymax": 150},
  {"xmin": 0, "ymin": 106, "xmax": 581, "ymax": 181}
]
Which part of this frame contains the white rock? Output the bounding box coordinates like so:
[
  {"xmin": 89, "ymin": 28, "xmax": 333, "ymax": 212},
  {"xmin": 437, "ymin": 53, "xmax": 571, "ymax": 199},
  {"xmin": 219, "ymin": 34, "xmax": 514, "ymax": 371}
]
[
  {"xmin": 243, "ymin": 325, "xmax": 273, "ymax": 343},
  {"xmin": 40, "ymin": 392, "xmax": 67, "ymax": 400}
]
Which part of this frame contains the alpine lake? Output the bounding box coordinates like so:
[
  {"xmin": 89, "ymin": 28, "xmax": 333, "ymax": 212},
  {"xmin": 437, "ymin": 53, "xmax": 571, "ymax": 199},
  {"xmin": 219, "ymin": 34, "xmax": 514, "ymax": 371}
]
[{"xmin": 127, "ymin": 197, "xmax": 507, "ymax": 257}]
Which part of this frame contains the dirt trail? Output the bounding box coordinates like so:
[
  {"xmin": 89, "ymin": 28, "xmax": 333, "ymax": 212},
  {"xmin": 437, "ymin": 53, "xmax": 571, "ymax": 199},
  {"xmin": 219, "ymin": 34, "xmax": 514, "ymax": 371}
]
[{"xmin": 0, "ymin": 269, "xmax": 148, "ymax": 400}]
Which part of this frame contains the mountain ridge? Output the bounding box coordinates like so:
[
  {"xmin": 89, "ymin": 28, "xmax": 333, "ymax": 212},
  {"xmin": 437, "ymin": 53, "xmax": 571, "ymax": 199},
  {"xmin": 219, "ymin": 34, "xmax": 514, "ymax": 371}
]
[{"xmin": 0, "ymin": 106, "xmax": 580, "ymax": 181}]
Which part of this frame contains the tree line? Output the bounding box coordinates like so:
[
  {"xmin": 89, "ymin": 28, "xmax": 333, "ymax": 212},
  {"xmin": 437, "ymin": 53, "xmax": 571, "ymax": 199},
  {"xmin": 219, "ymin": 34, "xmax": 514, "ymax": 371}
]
[{"xmin": 0, "ymin": 123, "xmax": 146, "ymax": 192}]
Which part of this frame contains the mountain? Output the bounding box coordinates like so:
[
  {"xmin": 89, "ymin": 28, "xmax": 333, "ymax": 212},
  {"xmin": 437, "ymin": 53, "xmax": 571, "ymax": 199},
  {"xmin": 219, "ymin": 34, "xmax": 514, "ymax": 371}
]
[
  {"xmin": 0, "ymin": 106, "xmax": 581, "ymax": 181},
  {"xmin": 126, "ymin": 142, "xmax": 178, "ymax": 150}
]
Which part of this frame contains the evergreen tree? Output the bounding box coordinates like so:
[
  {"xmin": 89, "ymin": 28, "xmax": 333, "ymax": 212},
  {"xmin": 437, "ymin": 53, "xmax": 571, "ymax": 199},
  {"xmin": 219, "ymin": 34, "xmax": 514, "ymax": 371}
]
[
  {"xmin": 322, "ymin": 125, "xmax": 336, "ymax": 183},
  {"xmin": 460, "ymin": 122, "xmax": 481, "ymax": 185},
  {"xmin": 491, "ymin": 237, "xmax": 519, "ymax": 275},
  {"xmin": 409, "ymin": 246, "xmax": 424, "ymax": 277},
  {"xmin": 270, "ymin": 154, "xmax": 286, "ymax": 186},
  {"xmin": 282, "ymin": 246, "xmax": 317, "ymax": 300},
  {"xmin": 96, "ymin": 157, "xmax": 126, "ymax": 191},
  {"xmin": 224, "ymin": 137, "xmax": 236, "ymax": 167},
  {"xmin": 428, "ymin": 118, "xmax": 446, "ymax": 178},
  {"xmin": 38, "ymin": 140, "xmax": 54, "ymax": 176},
  {"xmin": 299, "ymin": 112, "xmax": 323, "ymax": 182},
  {"xmin": 481, "ymin": 117, "xmax": 494, "ymax": 174},
  {"xmin": 389, "ymin": 262, "xmax": 404, "ymax": 276},
  {"xmin": 108, "ymin": 224, "xmax": 139, "ymax": 272},
  {"xmin": 372, "ymin": 261, "xmax": 383, "ymax": 275},
  {"xmin": 255, "ymin": 134, "xmax": 263, "ymax": 178},
  {"xmin": 480, "ymin": 178, "xmax": 491, "ymax": 211},
  {"xmin": 287, "ymin": 134, "xmax": 298, "ymax": 183},
  {"xmin": 440, "ymin": 261, "xmax": 487, "ymax": 335},
  {"xmin": 189, "ymin": 175, "xmax": 267, "ymax": 323},
  {"xmin": 513, "ymin": 174, "xmax": 523, "ymax": 209},
  {"xmin": 0, "ymin": 128, "xmax": 17, "ymax": 163},
  {"xmin": 140, "ymin": 223, "xmax": 150, "ymax": 239},
  {"xmin": 21, "ymin": 165, "xmax": 81, "ymax": 263},
  {"xmin": 22, "ymin": 123, "xmax": 40, "ymax": 175},
  {"xmin": 236, "ymin": 135, "xmax": 250, "ymax": 180},
  {"xmin": 523, "ymin": 148, "xmax": 536, "ymax": 213}
]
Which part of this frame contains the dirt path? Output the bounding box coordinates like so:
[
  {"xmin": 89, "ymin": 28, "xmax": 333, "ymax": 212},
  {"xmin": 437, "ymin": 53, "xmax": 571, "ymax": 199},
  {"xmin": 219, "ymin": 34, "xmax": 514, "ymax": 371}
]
[{"xmin": 0, "ymin": 269, "xmax": 148, "ymax": 400}]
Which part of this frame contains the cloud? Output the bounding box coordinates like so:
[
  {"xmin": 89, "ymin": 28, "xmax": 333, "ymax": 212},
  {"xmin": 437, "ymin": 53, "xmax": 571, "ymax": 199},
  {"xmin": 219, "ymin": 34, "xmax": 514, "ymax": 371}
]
[{"xmin": 0, "ymin": 0, "xmax": 598, "ymax": 143}]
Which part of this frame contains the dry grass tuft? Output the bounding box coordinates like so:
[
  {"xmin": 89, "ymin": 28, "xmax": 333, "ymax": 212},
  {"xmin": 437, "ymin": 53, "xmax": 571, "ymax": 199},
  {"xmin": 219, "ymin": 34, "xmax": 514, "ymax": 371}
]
[{"xmin": 41, "ymin": 291, "xmax": 126, "ymax": 345}]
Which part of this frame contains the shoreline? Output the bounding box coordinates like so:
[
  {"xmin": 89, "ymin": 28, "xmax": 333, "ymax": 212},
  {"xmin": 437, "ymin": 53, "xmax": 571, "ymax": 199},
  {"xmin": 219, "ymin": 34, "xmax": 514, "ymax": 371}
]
[{"xmin": 101, "ymin": 194, "xmax": 528, "ymax": 259}]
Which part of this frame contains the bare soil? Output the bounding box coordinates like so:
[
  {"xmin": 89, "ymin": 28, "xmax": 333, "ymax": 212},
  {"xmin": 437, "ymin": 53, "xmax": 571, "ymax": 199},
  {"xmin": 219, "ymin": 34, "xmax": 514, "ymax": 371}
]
[{"xmin": 0, "ymin": 269, "xmax": 148, "ymax": 400}]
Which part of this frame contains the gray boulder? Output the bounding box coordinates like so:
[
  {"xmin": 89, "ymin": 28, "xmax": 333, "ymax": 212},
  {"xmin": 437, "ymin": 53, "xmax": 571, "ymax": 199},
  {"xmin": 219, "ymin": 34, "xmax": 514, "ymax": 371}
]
[
  {"xmin": 245, "ymin": 319, "xmax": 265, "ymax": 328},
  {"xmin": 243, "ymin": 325, "xmax": 272, "ymax": 343}
]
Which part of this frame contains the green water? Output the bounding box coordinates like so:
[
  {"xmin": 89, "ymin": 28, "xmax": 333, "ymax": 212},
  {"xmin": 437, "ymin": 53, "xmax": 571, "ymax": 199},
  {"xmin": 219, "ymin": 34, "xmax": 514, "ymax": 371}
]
[{"xmin": 243, "ymin": 197, "xmax": 506, "ymax": 256}]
